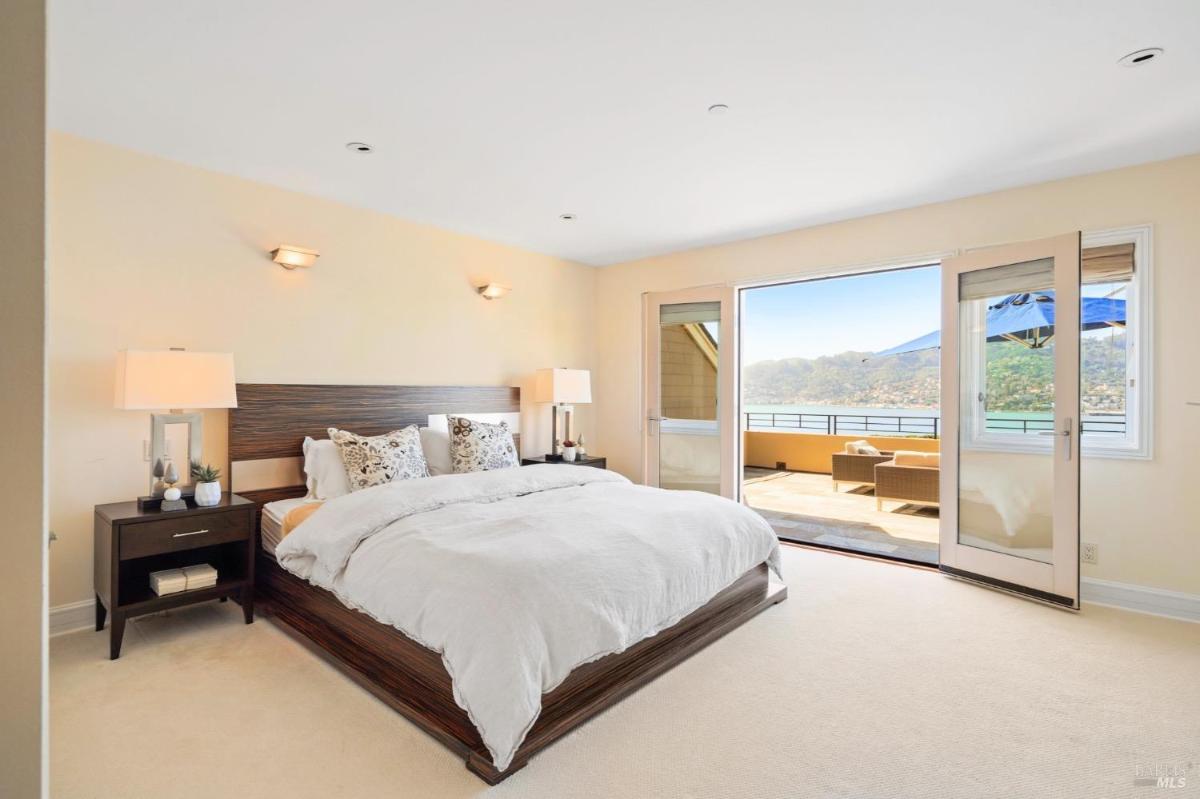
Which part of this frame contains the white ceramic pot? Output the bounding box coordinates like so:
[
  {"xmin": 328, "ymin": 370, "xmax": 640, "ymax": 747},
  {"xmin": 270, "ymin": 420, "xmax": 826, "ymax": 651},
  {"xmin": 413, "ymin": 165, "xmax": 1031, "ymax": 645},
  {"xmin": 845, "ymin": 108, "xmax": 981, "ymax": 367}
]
[
  {"xmin": 562, "ymin": 446, "xmax": 577, "ymax": 462},
  {"xmin": 194, "ymin": 481, "xmax": 221, "ymax": 506}
]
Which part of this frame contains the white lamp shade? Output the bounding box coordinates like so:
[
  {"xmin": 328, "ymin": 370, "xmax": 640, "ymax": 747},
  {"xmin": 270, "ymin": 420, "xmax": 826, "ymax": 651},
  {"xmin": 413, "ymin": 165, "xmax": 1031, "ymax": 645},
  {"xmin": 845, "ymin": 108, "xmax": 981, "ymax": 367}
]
[
  {"xmin": 115, "ymin": 350, "xmax": 238, "ymax": 410},
  {"xmin": 534, "ymin": 368, "xmax": 591, "ymax": 404}
]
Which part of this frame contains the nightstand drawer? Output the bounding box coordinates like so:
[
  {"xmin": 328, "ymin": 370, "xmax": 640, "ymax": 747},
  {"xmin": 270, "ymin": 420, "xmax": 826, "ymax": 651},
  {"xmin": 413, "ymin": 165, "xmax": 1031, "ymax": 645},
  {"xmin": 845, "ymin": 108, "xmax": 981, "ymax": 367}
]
[{"xmin": 119, "ymin": 511, "xmax": 250, "ymax": 560}]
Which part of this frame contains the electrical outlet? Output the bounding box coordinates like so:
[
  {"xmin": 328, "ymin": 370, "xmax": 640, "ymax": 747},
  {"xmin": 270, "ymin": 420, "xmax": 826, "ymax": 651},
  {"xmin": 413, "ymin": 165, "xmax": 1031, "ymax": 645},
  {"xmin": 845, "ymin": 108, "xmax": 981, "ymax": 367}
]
[{"xmin": 1081, "ymin": 542, "xmax": 1098, "ymax": 564}]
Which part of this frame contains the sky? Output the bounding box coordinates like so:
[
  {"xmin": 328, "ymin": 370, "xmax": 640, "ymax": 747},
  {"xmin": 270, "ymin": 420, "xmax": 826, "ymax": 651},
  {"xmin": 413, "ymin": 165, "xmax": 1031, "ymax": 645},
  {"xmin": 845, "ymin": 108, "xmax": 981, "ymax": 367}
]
[{"xmin": 742, "ymin": 265, "xmax": 941, "ymax": 363}]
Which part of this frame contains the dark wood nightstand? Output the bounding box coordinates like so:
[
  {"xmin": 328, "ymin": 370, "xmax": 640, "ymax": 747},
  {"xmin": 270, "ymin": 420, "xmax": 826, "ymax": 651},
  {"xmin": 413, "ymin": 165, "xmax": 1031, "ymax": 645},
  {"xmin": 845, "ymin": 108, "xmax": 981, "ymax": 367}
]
[
  {"xmin": 521, "ymin": 455, "xmax": 607, "ymax": 469},
  {"xmin": 94, "ymin": 493, "xmax": 256, "ymax": 659}
]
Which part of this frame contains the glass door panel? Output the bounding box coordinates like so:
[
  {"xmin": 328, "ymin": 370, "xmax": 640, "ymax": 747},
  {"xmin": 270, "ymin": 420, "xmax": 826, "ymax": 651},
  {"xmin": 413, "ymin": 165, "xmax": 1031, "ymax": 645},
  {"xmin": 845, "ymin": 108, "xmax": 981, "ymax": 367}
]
[
  {"xmin": 958, "ymin": 258, "xmax": 1055, "ymax": 564},
  {"xmin": 940, "ymin": 233, "xmax": 1081, "ymax": 607},
  {"xmin": 644, "ymin": 288, "xmax": 737, "ymax": 498},
  {"xmin": 658, "ymin": 302, "xmax": 721, "ymax": 493}
]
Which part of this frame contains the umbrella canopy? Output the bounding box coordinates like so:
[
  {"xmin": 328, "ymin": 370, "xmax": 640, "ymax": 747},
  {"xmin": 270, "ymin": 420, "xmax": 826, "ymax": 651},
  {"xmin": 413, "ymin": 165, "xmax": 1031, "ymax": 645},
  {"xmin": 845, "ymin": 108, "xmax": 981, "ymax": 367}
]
[{"xmin": 874, "ymin": 291, "xmax": 1125, "ymax": 357}]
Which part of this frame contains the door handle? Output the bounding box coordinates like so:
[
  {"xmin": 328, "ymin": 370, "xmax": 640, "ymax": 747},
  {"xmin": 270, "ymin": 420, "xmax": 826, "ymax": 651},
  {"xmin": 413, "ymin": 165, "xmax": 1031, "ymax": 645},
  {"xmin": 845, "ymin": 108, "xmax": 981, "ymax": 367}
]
[
  {"xmin": 1061, "ymin": 418, "xmax": 1072, "ymax": 461},
  {"xmin": 173, "ymin": 529, "xmax": 210, "ymax": 538}
]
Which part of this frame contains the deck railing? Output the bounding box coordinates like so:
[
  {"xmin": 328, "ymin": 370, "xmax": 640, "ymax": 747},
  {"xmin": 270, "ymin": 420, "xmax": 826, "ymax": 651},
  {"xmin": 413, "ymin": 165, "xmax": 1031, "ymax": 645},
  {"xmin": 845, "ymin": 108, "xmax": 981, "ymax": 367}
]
[{"xmin": 744, "ymin": 411, "xmax": 1126, "ymax": 437}]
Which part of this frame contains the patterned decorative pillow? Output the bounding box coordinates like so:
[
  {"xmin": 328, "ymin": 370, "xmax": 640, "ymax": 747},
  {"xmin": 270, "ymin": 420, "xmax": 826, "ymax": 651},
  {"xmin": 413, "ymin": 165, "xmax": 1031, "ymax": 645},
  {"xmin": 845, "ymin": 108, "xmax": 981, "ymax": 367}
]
[
  {"xmin": 327, "ymin": 426, "xmax": 429, "ymax": 491},
  {"xmin": 447, "ymin": 416, "xmax": 519, "ymax": 473}
]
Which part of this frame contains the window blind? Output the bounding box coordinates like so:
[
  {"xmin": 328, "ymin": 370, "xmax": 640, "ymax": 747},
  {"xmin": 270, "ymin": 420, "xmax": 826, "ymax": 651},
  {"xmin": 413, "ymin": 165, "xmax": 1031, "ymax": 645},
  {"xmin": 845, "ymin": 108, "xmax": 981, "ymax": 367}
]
[
  {"xmin": 1082, "ymin": 242, "xmax": 1135, "ymax": 284},
  {"xmin": 659, "ymin": 301, "xmax": 720, "ymax": 326}
]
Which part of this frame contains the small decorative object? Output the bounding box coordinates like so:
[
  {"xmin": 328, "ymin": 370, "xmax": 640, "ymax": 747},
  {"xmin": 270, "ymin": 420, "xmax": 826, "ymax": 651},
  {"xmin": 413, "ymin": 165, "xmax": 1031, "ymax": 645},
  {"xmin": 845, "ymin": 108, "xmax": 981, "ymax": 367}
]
[
  {"xmin": 149, "ymin": 564, "xmax": 217, "ymax": 596},
  {"xmin": 149, "ymin": 567, "xmax": 188, "ymax": 596},
  {"xmin": 182, "ymin": 563, "xmax": 218, "ymax": 590},
  {"xmin": 561, "ymin": 439, "xmax": 577, "ymax": 462},
  {"xmin": 151, "ymin": 458, "xmax": 168, "ymax": 497},
  {"xmin": 191, "ymin": 462, "xmax": 223, "ymax": 506},
  {"xmin": 577, "ymin": 434, "xmax": 587, "ymax": 457},
  {"xmin": 160, "ymin": 460, "xmax": 187, "ymax": 511}
]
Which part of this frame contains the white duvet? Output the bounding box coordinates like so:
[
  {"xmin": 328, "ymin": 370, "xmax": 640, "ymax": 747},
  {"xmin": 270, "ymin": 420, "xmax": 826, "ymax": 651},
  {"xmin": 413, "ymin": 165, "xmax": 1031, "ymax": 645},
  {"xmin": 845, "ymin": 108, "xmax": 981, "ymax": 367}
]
[{"xmin": 274, "ymin": 464, "xmax": 780, "ymax": 770}]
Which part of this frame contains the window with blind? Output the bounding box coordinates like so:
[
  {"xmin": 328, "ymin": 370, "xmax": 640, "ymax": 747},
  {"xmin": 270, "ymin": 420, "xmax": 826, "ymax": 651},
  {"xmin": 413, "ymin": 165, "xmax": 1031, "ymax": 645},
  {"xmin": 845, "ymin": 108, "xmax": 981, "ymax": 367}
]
[{"xmin": 961, "ymin": 225, "xmax": 1150, "ymax": 458}]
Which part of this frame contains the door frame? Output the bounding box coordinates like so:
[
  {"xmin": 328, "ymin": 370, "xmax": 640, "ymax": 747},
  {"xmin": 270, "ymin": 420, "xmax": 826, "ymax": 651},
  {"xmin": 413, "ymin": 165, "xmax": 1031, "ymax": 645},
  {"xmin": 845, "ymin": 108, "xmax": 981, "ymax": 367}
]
[
  {"xmin": 642, "ymin": 286, "xmax": 739, "ymax": 499},
  {"xmin": 938, "ymin": 232, "xmax": 1081, "ymax": 607}
]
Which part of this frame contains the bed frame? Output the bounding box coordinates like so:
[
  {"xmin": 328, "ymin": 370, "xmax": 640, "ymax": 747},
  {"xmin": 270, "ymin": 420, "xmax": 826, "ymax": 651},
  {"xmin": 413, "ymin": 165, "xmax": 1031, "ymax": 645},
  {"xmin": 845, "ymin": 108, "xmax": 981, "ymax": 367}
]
[{"xmin": 229, "ymin": 383, "xmax": 786, "ymax": 784}]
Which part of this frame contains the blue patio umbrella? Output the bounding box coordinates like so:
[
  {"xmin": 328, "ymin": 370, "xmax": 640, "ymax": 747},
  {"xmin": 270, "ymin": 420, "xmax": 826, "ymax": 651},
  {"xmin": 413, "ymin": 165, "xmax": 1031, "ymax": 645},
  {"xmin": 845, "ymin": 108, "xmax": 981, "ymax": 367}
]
[{"xmin": 873, "ymin": 291, "xmax": 1125, "ymax": 357}]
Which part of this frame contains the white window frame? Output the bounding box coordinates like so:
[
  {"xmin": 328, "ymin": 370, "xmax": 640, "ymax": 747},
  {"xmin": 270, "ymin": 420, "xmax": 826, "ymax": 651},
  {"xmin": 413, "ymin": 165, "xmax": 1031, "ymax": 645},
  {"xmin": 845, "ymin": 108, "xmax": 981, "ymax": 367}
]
[{"xmin": 961, "ymin": 224, "xmax": 1152, "ymax": 460}]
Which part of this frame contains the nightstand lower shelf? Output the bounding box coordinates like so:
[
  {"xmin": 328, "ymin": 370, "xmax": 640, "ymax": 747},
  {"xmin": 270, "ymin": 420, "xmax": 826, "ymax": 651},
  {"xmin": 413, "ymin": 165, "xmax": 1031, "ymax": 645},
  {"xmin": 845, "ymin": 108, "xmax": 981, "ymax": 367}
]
[{"xmin": 116, "ymin": 576, "xmax": 250, "ymax": 614}]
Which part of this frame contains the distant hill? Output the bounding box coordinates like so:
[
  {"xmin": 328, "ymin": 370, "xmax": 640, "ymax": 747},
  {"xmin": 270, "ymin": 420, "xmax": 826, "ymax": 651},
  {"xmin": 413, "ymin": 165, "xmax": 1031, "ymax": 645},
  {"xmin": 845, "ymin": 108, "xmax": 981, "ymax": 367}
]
[{"xmin": 743, "ymin": 333, "xmax": 1126, "ymax": 413}]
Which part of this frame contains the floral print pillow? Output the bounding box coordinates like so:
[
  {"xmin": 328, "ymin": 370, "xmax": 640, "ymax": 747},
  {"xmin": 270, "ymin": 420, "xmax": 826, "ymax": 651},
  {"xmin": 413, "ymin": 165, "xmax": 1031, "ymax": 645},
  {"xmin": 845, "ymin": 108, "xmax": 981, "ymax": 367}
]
[
  {"xmin": 327, "ymin": 425, "xmax": 429, "ymax": 491},
  {"xmin": 447, "ymin": 417, "xmax": 519, "ymax": 473}
]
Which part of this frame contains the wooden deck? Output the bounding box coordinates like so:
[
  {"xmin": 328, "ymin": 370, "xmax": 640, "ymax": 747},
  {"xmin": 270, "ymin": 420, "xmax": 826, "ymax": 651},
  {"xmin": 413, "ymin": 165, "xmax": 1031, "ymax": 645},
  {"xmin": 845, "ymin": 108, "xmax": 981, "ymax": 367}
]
[{"xmin": 743, "ymin": 468, "xmax": 938, "ymax": 564}]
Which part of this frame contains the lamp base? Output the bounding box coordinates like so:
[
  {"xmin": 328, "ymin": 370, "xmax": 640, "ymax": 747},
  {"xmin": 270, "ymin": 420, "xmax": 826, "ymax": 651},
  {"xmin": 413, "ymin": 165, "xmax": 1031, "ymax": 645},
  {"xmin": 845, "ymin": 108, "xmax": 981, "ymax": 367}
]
[{"xmin": 542, "ymin": 453, "xmax": 564, "ymax": 462}]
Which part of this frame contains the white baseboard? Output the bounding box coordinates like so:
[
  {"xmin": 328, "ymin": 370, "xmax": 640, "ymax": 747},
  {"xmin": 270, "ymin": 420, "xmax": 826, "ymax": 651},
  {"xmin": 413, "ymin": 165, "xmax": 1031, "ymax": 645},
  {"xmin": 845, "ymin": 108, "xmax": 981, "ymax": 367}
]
[
  {"xmin": 1082, "ymin": 577, "xmax": 1200, "ymax": 623},
  {"xmin": 49, "ymin": 599, "xmax": 95, "ymax": 637},
  {"xmin": 49, "ymin": 577, "xmax": 1196, "ymax": 635}
]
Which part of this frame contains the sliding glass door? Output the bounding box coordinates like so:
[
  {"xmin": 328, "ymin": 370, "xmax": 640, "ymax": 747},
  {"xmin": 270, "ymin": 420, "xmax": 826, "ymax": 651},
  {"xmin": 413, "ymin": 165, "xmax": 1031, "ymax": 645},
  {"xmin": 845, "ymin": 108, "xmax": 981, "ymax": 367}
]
[
  {"xmin": 643, "ymin": 287, "xmax": 737, "ymax": 498},
  {"xmin": 939, "ymin": 233, "xmax": 1081, "ymax": 608}
]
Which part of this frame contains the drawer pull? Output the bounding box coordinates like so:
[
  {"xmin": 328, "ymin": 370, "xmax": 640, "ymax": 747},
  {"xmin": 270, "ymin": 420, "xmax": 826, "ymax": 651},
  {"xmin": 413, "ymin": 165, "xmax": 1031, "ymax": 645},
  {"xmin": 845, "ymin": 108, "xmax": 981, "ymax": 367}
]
[{"xmin": 173, "ymin": 529, "xmax": 210, "ymax": 538}]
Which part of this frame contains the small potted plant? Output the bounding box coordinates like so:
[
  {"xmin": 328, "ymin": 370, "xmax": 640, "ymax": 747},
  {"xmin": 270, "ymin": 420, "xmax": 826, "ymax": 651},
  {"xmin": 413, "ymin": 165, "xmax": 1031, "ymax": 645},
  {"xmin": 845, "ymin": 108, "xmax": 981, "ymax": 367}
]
[
  {"xmin": 561, "ymin": 439, "xmax": 577, "ymax": 462},
  {"xmin": 190, "ymin": 462, "xmax": 223, "ymax": 506}
]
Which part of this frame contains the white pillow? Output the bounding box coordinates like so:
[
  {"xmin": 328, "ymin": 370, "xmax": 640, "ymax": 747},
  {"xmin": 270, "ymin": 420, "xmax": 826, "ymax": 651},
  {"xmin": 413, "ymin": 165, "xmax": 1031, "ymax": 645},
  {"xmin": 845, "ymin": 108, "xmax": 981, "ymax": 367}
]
[
  {"xmin": 419, "ymin": 427, "xmax": 452, "ymax": 476},
  {"xmin": 844, "ymin": 440, "xmax": 881, "ymax": 456},
  {"xmin": 302, "ymin": 436, "xmax": 352, "ymax": 500}
]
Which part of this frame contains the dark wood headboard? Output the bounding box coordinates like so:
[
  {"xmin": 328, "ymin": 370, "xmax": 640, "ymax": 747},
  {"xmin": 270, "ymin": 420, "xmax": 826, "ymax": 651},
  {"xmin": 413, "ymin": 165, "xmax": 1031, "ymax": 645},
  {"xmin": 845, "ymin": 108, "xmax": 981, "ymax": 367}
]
[{"xmin": 228, "ymin": 383, "xmax": 521, "ymax": 510}]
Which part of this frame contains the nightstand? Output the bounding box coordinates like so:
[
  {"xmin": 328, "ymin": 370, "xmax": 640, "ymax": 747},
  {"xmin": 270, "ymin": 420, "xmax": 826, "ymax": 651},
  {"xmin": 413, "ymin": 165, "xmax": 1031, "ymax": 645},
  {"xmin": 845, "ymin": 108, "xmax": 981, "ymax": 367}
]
[
  {"xmin": 521, "ymin": 455, "xmax": 607, "ymax": 469},
  {"xmin": 94, "ymin": 493, "xmax": 256, "ymax": 659}
]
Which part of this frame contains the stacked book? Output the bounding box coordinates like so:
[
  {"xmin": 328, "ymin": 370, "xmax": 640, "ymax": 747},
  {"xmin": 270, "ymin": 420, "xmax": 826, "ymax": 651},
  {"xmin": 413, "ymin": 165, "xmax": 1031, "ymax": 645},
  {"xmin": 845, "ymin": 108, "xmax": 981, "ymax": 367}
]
[{"xmin": 149, "ymin": 564, "xmax": 219, "ymax": 595}]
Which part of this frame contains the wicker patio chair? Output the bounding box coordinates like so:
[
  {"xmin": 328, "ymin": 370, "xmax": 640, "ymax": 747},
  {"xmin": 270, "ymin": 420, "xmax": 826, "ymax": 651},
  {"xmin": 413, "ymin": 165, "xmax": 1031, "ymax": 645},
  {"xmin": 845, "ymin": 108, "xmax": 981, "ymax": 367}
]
[
  {"xmin": 874, "ymin": 459, "xmax": 940, "ymax": 511},
  {"xmin": 830, "ymin": 451, "xmax": 894, "ymax": 491}
]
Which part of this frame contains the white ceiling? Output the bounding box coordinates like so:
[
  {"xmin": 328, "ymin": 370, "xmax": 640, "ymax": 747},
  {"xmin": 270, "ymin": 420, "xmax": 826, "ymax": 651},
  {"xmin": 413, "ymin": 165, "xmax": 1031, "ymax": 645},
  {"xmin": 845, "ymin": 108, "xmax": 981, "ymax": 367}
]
[{"xmin": 50, "ymin": 1, "xmax": 1200, "ymax": 266}]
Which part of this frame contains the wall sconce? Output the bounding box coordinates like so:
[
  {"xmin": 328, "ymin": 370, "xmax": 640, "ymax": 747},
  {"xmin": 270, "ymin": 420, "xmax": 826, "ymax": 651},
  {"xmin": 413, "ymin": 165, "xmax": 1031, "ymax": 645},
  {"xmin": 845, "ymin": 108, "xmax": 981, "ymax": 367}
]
[
  {"xmin": 271, "ymin": 244, "xmax": 320, "ymax": 269},
  {"xmin": 476, "ymin": 283, "xmax": 511, "ymax": 300}
]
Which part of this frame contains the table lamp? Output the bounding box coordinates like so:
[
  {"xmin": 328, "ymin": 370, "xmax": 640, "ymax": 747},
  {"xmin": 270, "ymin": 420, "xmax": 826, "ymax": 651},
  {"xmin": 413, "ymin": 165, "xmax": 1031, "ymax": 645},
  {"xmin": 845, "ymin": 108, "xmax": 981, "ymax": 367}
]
[
  {"xmin": 115, "ymin": 349, "xmax": 237, "ymax": 507},
  {"xmin": 534, "ymin": 368, "xmax": 591, "ymax": 461}
]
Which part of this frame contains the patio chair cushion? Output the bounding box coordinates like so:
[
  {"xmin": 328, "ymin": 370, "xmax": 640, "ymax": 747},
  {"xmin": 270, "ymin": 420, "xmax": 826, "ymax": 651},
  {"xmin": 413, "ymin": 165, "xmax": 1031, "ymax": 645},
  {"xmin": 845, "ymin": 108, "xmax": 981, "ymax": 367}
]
[
  {"xmin": 893, "ymin": 450, "xmax": 940, "ymax": 468},
  {"xmin": 844, "ymin": 440, "xmax": 882, "ymax": 456}
]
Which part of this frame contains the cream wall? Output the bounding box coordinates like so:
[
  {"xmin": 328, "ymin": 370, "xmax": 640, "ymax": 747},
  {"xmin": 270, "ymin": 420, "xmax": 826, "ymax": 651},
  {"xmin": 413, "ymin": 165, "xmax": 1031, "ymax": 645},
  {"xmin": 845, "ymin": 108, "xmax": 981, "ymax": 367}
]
[
  {"xmin": 1, "ymin": 0, "xmax": 47, "ymax": 795},
  {"xmin": 48, "ymin": 133, "xmax": 596, "ymax": 609},
  {"xmin": 595, "ymin": 154, "xmax": 1200, "ymax": 595}
]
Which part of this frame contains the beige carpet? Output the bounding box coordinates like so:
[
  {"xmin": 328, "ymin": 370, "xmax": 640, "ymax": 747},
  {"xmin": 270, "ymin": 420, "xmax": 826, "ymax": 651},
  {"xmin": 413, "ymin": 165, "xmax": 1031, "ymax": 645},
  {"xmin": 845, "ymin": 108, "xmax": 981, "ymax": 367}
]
[{"xmin": 51, "ymin": 546, "xmax": 1199, "ymax": 798}]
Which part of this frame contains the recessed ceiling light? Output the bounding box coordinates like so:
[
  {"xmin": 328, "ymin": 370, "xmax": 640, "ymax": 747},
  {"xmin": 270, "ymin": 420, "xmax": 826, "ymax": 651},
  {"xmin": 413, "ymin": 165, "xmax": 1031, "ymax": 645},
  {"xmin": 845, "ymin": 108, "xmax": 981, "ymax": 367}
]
[
  {"xmin": 1118, "ymin": 47, "xmax": 1164, "ymax": 67},
  {"xmin": 707, "ymin": 103, "xmax": 730, "ymax": 115},
  {"xmin": 559, "ymin": 213, "xmax": 577, "ymax": 221},
  {"xmin": 345, "ymin": 142, "xmax": 374, "ymax": 154}
]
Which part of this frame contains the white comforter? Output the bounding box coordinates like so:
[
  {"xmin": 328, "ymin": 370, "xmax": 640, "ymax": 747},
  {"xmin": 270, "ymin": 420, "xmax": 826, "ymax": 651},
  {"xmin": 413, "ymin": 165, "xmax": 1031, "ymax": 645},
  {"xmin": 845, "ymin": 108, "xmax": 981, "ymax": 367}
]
[{"xmin": 275, "ymin": 464, "xmax": 780, "ymax": 770}]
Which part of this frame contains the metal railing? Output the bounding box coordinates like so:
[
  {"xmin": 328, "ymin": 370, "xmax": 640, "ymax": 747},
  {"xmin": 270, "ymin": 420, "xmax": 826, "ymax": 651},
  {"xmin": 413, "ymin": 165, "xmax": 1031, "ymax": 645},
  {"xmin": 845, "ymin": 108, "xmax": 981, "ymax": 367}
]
[{"xmin": 744, "ymin": 411, "xmax": 1126, "ymax": 438}]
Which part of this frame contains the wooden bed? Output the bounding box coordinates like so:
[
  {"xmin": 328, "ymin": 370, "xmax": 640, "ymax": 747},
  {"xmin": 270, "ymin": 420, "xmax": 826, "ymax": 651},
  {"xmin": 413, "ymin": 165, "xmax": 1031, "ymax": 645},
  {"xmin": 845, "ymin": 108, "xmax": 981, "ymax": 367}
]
[{"xmin": 229, "ymin": 383, "xmax": 786, "ymax": 784}]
